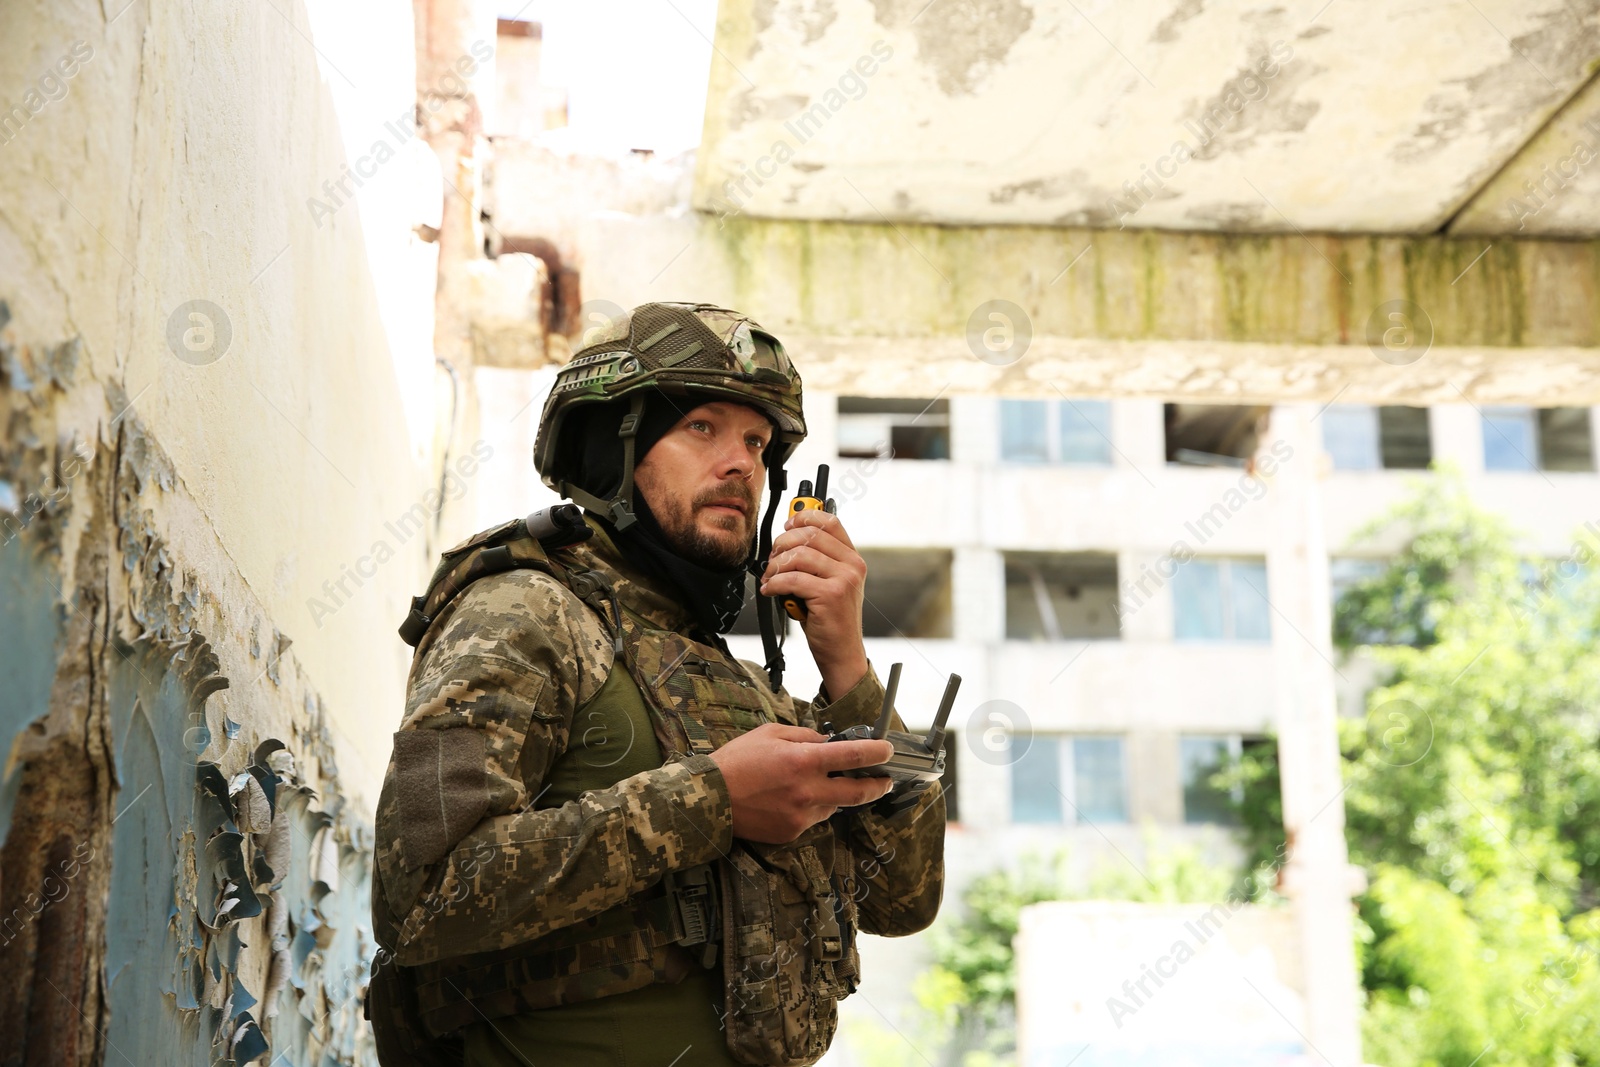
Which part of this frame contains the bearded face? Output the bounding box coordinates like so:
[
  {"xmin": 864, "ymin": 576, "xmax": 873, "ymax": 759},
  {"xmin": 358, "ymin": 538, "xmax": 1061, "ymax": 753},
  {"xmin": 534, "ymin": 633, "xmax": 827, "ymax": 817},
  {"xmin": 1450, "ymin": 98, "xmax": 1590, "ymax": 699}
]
[{"xmin": 632, "ymin": 401, "xmax": 772, "ymax": 569}]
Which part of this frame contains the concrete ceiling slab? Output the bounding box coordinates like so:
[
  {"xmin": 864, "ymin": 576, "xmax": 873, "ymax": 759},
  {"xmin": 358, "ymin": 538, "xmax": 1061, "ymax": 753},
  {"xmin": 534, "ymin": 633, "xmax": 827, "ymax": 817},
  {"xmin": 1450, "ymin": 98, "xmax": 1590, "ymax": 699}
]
[
  {"xmin": 1450, "ymin": 71, "xmax": 1600, "ymax": 235},
  {"xmin": 694, "ymin": 0, "xmax": 1600, "ymax": 234}
]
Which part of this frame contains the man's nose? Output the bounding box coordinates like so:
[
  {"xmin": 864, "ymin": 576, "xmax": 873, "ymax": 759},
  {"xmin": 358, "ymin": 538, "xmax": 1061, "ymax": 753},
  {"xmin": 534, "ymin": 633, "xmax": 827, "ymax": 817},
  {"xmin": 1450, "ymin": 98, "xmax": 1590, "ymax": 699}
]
[{"xmin": 718, "ymin": 450, "xmax": 756, "ymax": 480}]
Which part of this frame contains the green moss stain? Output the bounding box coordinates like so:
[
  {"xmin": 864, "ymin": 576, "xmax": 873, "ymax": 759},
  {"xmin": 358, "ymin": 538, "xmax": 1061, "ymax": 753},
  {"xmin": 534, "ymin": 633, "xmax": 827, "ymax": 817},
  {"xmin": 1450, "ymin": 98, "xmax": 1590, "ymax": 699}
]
[
  {"xmin": 697, "ymin": 214, "xmax": 1597, "ymax": 347},
  {"xmin": 1140, "ymin": 230, "xmax": 1159, "ymax": 338}
]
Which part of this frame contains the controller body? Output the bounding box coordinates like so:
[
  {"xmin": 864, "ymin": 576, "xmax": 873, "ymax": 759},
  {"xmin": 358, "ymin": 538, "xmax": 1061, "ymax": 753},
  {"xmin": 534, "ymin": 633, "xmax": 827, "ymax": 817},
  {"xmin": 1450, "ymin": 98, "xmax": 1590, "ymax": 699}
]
[
  {"xmin": 818, "ymin": 664, "xmax": 958, "ymax": 794},
  {"xmin": 823, "ymin": 723, "xmax": 946, "ymax": 786}
]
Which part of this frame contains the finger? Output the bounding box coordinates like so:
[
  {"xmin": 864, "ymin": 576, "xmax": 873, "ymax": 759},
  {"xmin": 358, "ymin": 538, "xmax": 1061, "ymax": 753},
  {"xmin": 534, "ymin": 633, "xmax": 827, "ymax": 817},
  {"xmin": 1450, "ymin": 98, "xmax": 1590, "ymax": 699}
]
[
  {"xmin": 770, "ymin": 525, "xmax": 858, "ymax": 569},
  {"xmin": 814, "ymin": 737, "xmax": 894, "ymax": 771},
  {"xmin": 759, "ymin": 570, "xmax": 838, "ymax": 603},
  {"xmin": 766, "ymin": 545, "xmax": 851, "ymax": 584},
  {"xmin": 785, "ymin": 508, "xmax": 856, "ymax": 550},
  {"xmin": 756, "ymin": 722, "xmax": 829, "ymax": 744},
  {"xmin": 814, "ymin": 775, "xmax": 896, "ymax": 809}
]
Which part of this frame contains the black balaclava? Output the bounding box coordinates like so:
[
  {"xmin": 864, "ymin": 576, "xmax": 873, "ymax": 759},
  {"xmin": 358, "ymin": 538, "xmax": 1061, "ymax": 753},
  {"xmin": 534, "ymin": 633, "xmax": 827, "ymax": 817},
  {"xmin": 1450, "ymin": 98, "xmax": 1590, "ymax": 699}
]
[{"xmin": 567, "ymin": 391, "xmax": 761, "ymax": 639}]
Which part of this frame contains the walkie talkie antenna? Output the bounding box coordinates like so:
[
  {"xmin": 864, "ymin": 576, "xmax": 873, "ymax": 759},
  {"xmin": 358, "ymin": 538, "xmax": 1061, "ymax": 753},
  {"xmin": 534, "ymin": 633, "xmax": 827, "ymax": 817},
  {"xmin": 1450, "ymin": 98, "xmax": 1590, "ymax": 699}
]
[
  {"xmin": 925, "ymin": 674, "xmax": 960, "ymax": 753},
  {"xmin": 872, "ymin": 662, "xmax": 902, "ymax": 740},
  {"xmin": 814, "ymin": 463, "xmax": 830, "ymax": 503}
]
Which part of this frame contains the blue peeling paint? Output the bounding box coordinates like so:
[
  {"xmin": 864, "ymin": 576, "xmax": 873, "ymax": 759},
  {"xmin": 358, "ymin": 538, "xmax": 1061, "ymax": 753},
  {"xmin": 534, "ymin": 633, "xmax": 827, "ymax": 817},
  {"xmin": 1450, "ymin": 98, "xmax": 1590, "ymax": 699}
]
[
  {"xmin": 0, "ymin": 535, "xmax": 66, "ymax": 839},
  {"xmin": 102, "ymin": 648, "xmax": 375, "ymax": 1065}
]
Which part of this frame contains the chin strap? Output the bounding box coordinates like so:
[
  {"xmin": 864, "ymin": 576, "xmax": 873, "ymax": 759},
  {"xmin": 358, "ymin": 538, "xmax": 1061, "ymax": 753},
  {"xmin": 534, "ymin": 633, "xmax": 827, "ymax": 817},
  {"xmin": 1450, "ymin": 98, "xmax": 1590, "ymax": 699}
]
[
  {"xmin": 753, "ymin": 457, "xmax": 788, "ymax": 692},
  {"xmin": 560, "ymin": 394, "xmax": 646, "ymax": 532}
]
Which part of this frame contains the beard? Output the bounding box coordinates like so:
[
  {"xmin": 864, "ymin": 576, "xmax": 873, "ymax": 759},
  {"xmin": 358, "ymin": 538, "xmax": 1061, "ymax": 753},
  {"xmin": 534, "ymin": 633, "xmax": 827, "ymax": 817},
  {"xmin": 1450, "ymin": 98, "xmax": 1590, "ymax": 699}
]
[{"xmin": 654, "ymin": 480, "xmax": 758, "ymax": 569}]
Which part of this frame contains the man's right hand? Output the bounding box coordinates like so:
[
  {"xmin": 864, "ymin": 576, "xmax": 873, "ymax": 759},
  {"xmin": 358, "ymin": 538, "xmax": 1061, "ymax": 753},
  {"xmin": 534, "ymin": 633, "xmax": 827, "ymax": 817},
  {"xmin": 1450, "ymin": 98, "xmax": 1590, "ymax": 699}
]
[{"xmin": 707, "ymin": 723, "xmax": 895, "ymax": 844}]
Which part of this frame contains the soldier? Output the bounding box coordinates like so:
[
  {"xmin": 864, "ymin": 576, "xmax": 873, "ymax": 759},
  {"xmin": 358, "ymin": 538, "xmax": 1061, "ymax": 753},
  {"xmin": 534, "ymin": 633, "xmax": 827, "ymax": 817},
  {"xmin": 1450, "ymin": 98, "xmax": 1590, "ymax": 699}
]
[{"xmin": 368, "ymin": 302, "xmax": 945, "ymax": 1066}]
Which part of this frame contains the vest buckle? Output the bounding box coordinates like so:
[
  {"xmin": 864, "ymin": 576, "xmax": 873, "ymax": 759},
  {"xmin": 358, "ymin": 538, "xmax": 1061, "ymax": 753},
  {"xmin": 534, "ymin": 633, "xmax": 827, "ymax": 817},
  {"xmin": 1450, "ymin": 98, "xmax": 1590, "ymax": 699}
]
[{"xmin": 665, "ymin": 864, "xmax": 720, "ymax": 967}]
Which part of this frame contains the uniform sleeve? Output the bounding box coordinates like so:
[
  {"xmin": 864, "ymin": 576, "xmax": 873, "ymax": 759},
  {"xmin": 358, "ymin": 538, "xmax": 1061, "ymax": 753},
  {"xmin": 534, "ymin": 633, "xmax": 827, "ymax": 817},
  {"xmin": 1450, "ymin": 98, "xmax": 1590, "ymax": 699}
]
[
  {"xmin": 794, "ymin": 666, "xmax": 946, "ymax": 937},
  {"xmin": 373, "ymin": 571, "xmax": 734, "ymax": 966}
]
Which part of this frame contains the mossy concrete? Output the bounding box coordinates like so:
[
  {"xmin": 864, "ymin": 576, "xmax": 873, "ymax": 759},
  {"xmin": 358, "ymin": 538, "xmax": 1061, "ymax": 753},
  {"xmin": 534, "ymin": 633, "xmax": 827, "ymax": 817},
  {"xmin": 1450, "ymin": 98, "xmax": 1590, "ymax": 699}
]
[
  {"xmin": 580, "ymin": 212, "xmax": 1600, "ymax": 403},
  {"xmin": 709, "ymin": 218, "xmax": 1598, "ymax": 347}
]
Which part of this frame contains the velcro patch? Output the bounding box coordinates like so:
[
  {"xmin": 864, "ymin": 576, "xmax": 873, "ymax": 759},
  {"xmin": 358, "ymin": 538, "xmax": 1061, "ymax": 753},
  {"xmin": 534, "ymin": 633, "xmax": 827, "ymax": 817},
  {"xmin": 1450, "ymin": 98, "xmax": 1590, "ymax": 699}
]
[{"xmin": 391, "ymin": 727, "xmax": 490, "ymax": 871}]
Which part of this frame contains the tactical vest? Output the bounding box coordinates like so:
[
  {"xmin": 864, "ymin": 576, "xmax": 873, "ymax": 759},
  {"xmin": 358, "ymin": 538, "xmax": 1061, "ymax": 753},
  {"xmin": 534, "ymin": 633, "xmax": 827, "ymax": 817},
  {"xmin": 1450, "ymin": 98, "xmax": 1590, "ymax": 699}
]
[{"xmin": 370, "ymin": 508, "xmax": 861, "ymax": 1067}]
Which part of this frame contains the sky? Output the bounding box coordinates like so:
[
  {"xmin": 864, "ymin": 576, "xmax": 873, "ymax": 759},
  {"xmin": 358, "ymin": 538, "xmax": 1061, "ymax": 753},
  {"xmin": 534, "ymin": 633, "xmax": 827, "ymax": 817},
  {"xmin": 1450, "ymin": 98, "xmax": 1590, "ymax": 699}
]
[{"xmin": 496, "ymin": 0, "xmax": 720, "ymax": 157}]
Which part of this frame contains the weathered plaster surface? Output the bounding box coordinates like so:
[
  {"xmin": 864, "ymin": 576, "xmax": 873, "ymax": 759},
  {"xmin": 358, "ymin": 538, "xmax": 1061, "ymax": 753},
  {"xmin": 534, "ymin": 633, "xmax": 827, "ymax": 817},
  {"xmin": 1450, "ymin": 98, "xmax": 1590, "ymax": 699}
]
[
  {"xmin": 1452, "ymin": 71, "xmax": 1600, "ymax": 236},
  {"xmin": 694, "ymin": 0, "xmax": 1600, "ymax": 233},
  {"xmin": 1, "ymin": 301, "xmax": 379, "ymax": 1065},
  {"xmin": 0, "ymin": 1, "xmax": 460, "ymax": 1063},
  {"xmin": 0, "ymin": 0, "xmax": 445, "ymax": 812}
]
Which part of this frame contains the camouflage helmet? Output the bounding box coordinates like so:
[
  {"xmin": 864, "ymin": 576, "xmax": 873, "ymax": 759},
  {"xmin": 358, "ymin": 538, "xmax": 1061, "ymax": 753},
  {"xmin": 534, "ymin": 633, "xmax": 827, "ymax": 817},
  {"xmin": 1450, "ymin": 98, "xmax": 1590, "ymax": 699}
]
[{"xmin": 533, "ymin": 302, "xmax": 806, "ymax": 528}]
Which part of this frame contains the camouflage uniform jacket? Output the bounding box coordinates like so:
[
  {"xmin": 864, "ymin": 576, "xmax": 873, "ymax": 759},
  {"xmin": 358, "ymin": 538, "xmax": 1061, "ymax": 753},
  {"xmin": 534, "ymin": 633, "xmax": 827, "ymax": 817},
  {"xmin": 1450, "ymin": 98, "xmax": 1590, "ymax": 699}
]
[{"xmin": 371, "ymin": 515, "xmax": 945, "ymax": 1051}]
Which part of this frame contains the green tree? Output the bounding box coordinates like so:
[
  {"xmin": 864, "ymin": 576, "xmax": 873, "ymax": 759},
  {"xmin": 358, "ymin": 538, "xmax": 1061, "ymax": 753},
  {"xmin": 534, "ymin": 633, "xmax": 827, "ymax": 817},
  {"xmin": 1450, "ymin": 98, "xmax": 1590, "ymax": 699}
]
[{"xmin": 1314, "ymin": 473, "xmax": 1600, "ymax": 1065}]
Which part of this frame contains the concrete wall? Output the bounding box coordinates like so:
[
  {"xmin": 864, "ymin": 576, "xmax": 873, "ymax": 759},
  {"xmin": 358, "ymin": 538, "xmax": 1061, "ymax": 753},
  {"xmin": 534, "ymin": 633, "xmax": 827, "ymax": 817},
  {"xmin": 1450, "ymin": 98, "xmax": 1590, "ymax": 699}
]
[
  {"xmin": 0, "ymin": 1, "xmax": 446, "ymax": 1063},
  {"xmin": 1016, "ymin": 901, "xmax": 1304, "ymax": 1067}
]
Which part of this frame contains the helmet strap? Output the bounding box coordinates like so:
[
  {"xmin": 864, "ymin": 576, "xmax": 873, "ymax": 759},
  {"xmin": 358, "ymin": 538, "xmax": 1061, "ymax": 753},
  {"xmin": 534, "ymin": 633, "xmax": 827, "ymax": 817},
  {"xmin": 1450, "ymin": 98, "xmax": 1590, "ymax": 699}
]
[
  {"xmin": 753, "ymin": 457, "xmax": 788, "ymax": 691},
  {"xmin": 561, "ymin": 394, "xmax": 649, "ymax": 532},
  {"xmin": 607, "ymin": 394, "xmax": 647, "ymax": 531}
]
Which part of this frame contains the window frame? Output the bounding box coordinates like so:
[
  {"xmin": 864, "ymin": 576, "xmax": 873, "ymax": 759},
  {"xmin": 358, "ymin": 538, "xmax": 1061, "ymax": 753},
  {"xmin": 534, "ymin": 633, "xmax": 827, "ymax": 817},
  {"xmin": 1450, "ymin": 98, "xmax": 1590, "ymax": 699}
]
[
  {"xmin": 1481, "ymin": 405, "xmax": 1541, "ymax": 472},
  {"xmin": 1171, "ymin": 557, "xmax": 1272, "ymax": 642},
  {"xmin": 999, "ymin": 398, "xmax": 1113, "ymax": 466},
  {"xmin": 1009, "ymin": 732, "xmax": 1129, "ymax": 825}
]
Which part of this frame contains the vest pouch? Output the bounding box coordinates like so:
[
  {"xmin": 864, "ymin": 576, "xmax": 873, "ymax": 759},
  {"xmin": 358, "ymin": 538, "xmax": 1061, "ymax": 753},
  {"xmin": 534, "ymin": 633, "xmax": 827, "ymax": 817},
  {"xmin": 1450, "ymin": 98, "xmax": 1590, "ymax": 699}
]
[
  {"xmin": 643, "ymin": 632, "xmax": 781, "ymax": 756},
  {"xmin": 719, "ymin": 824, "xmax": 854, "ymax": 1066}
]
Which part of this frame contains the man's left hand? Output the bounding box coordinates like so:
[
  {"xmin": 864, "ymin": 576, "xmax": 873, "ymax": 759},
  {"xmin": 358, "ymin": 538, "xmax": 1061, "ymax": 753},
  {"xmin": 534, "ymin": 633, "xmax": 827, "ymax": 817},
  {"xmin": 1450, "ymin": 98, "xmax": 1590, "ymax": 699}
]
[{"xmin": 759, "ymin": 509, "xmax": 869, "ymax": 700}]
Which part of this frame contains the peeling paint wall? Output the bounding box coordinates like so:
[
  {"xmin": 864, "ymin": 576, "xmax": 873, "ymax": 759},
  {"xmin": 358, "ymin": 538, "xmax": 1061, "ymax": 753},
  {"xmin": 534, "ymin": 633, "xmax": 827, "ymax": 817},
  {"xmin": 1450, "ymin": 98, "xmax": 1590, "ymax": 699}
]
[{"xmin": 0, "ymin": 1, "xmax": 456, "ymax": 1063}]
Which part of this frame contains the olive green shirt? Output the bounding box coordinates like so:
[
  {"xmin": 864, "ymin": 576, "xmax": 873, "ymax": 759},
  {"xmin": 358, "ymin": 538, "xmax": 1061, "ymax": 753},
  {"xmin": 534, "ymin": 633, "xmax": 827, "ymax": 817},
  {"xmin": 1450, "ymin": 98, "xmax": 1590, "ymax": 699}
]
[{"xmin": 462, "ymin": 664, "xmax": 743, "ymax": 1066}]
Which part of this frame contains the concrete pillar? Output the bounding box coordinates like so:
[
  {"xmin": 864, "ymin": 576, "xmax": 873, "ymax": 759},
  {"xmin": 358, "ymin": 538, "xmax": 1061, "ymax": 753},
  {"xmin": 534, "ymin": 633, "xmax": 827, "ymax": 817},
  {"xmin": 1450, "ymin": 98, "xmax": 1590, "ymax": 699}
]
[
  {"xmin": 415, "ymin": 0, "xmax": 498, "ymax": 545},
  {"xmin": 953, "ymin": 546, "xmax": 1005, "ymax": 645},
  {"xmin": 953, "ymin": 394, "xmax": 999, "ymax": 465},
  {"xmin": 1112, "ymin": 399, "xmax": 1166, "ymax": 471},
  {"xmin": 1264, "ymin": 404, "xmax": 1363, "ymax": 1066},
  {"xmin": 1429, "ymin": 404, "xmax": 1485, "ymax": 474},
  {"xmin": 1116, "ymin": 549, "xmax": 1175, "ymax": 642},
  {"xmin": 1129, "ymin": 729, "xmax": 1183, "ymax": 824}
]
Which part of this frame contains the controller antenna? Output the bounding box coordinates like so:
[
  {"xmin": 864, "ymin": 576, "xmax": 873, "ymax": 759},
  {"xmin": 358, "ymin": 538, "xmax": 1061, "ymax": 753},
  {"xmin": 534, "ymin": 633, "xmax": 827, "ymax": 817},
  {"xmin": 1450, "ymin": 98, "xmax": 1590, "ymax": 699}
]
[
  {"xmin": 872, "ymin": 662, "xmax": 902, "ymax": 740},
  {"xmin": 925, "ymin": 674, "xmax": 960, "ymax": 754}
]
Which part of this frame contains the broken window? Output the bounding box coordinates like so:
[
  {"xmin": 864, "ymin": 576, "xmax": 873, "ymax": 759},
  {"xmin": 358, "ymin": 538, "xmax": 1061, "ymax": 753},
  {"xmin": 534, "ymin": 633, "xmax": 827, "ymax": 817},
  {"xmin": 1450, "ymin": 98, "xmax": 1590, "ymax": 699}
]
[
  {"xmin": 1011, "ymin": 734, "xmax": 1128, "ymax": 824},
  {"xmin": 1003, "ymin": 552, "xmax": 1120, "ymax": 640},
  {"xmin": 1180, "ymin": 735, "xmax": 1241, "ymax": 825},
  {"xmin": 1321, "ymin": 405, "xmax": 1432, "ymax": 470},
  {"xmin": 999, "ymin": 398, "xmax": 1112, "ymax": 465},
  {"xmin": 1164, "ymin": 403, "xmax": 1271, "ymax": 467},
  {"xmin": 1171, "ymin": 557, "xmax": 1271, "ymax": 641},
  {"xmin": 1181, "ymin": 735, "xmax": 1272, "ymax": 825},
  {"xmin": 859, "ymin": 548, "xmax": 952, "ymax": 638},
  {"xmin": 1329, "ymin": 556, "xmax": 1388, "ymax": 642},
  {"xmin": 837, "ymin": 397, "xmax": 950, "ymax": 460},
  {"xmin": 1378, "ymin": 406, "xmax": 1432, "ymax": 468},
  {"xmin": 1483, "ymin": 406, "xmax": 1597, "ymax": 472}
]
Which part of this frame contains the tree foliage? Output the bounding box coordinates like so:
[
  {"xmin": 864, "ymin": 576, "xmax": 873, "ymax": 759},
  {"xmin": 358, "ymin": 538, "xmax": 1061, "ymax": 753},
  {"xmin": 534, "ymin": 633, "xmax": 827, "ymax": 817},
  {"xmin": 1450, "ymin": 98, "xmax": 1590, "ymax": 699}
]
[
  {"xmin": 916, "ymin": 474, "xmax": 1600, "ymax": 1067},
  {"xmin": 1322, "ymin": 474, "xmax": 1600, "ymax": 1065}
]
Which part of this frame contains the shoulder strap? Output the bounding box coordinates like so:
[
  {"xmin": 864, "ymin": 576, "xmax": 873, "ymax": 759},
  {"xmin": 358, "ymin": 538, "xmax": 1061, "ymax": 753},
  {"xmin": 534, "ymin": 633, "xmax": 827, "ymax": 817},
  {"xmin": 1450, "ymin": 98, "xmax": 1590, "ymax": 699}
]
[{"xmin": 398, "ymin": 504, "xmax": 594, "ymax": 648}]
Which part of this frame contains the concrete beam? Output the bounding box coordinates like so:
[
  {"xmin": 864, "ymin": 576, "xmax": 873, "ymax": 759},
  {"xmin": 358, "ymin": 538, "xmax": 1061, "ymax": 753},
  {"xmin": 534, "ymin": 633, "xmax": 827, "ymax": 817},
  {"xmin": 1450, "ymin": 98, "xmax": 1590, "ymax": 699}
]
[{"xmin": 580, "ymin": 214, "xmax": 1600, "ymax": 402}]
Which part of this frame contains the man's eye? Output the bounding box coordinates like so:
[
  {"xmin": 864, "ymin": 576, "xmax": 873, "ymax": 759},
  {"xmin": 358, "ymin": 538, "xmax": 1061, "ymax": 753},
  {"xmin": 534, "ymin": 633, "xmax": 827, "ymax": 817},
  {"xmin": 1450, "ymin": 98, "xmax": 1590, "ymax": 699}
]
[
  {"xmin": 747, "ymin": 436, "xmax": 768, "ymax": 449},
  {"xmin": 688, "ymin": 420, "xmax": 710, "ymax": 433}
]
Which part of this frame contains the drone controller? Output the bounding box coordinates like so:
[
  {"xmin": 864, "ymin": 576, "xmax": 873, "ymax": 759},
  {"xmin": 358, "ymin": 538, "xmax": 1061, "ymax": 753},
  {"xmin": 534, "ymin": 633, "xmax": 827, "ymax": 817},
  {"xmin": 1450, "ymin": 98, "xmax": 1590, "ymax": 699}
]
[{"xmin": 823, "ymin": 663, "xmax": 960, "ymax": 790}]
